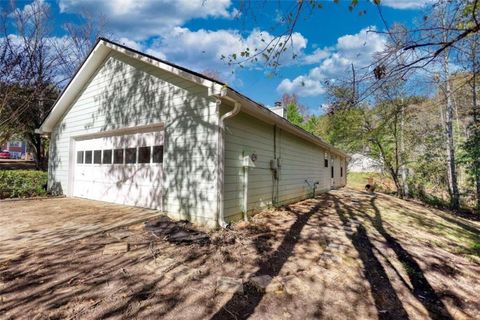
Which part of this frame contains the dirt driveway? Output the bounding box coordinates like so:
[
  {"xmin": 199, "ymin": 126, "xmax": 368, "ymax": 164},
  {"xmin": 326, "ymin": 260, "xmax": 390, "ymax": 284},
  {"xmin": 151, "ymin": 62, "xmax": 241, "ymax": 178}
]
[
  {"xmin": 0, "ymin": 197, "xmax": 160, "ymax": 259},
  {"xmin": 1, "ymin": 189, "xmax": 479, "ymax": 319}
]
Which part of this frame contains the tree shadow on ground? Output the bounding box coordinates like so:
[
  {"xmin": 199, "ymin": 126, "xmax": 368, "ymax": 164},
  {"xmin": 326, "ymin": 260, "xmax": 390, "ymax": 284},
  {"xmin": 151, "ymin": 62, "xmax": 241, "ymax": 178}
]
[
  {"xmin": 210, "ymin": 199, "xmax": 328, "ymax": 320},
  {"xmin": 367, "ymin": 195, "xmax": 453, "ymax": 320},
  {"xmin": 380, "ymin": 195, "xmax": 480, "ymax": 243},
  {"xmin": 331, "ymin": 195, "xmax": 410, "ymax": 320},
  {"xmin": 331, "ymin": 192, "xmax": 454, "ymax": 320}
]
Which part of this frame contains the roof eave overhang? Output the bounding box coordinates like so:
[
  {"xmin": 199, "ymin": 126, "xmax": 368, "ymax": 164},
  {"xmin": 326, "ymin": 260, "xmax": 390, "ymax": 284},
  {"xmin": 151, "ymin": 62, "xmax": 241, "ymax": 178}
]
[{"xmin": 223, "ymin": 89, "xmax": 349, "ymax": 159}]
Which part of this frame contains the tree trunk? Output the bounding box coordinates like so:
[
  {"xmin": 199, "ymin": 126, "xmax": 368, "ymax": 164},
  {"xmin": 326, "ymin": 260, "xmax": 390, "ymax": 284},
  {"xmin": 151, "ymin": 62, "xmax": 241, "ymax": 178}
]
[
  {"xmin": 444, "ymin": 53, "xmax": 460, "ymax": 209},
  {"xmin": 400, "ymin": 99, "xmax": 409, "ymax": 198},
  {"xmin": 34, "ymin": 91, "xmax": 46, "ymax": 170},
  {"xmin": 391, "ymin": 169, "xmax": 404, "ymax": 198},
  {"xmin": 472, "ymin": 50, "xmax": 480, "ymax": 211},
  {"xmin": 34, "ymin": 136, "xmax": 42, "ymax": 170},
  {"xmin": 476, "ymin": 159, "xmax": 480, "ymax": 212},
  {"xmin": 374, "ymin": 138, "xmax": 404, "ymax": 198}
]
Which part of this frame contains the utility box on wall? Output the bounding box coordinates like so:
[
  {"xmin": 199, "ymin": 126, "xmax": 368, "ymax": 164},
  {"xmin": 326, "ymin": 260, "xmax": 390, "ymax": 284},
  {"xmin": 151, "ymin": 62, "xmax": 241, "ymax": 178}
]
[
  {"xmin": 242, "ymin": 151, "xmax": 257, "ymax": 168},
  {"xmin": 270, "ymin": 159, "xmax": 277, "ymax": 170}
]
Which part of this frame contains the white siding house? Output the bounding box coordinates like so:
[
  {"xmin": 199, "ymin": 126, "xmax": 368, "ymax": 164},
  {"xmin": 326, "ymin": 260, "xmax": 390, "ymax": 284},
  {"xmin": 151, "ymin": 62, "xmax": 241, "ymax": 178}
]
[
  {"xmin": 39, "ymin": 38, "xmax": 348, "ymax": 228},
  {"xmin": 348, "ymin": 153, "xmax": 383, "ymax": 173}
]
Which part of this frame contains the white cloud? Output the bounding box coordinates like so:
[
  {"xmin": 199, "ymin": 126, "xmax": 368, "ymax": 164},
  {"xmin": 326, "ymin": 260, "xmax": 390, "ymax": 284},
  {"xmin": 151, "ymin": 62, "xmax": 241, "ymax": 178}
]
[
  {"xmin": 59, "ymin": 0, "xmax": 235, "ymax": 40},
  {"xmin": 277, "ymin": 26, "xmax": 386, "ymax": 97},
  {"xmin": 117, "ymin": 37, "xmax": 143, "ymax": 51},
  {"xmin": 380, "ymin": 0, "xmax": 434, "ymax": 10},
  {"xmin": 302, "ymin": 48, "xmax": 330, "ymax": 64},
  {"xmin": 58, "ymin": 0, "xmax": 312, "ymax": 82},
  {"xmin": 277, "ymin": 76, "xmax": 326, "ymax": 97},
  {"xmin": 121, "ymin": 27, "xmax": 308, "ymax": 80},
  {"xmin": 13, "ymin": 0, "xmax": 48, "ymax": 16}
]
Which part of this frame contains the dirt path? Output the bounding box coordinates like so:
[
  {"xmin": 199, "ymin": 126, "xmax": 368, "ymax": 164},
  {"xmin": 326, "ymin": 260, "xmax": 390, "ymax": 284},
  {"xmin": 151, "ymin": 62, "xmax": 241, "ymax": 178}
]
[{"xmin": 1, "ymin": 189, "xmax": 479, "ymax": 319}]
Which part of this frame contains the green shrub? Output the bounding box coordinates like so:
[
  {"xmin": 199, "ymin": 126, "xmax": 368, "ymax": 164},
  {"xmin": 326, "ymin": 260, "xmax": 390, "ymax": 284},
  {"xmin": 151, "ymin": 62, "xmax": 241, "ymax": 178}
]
[
  {"xmin": 471, "ymin": 242, "xmax": 480, "ymax": 257},
  {"xmin": 0, "ymin": 170, "xmax": 48, "ymax": 199},
  {"xmin": 408, "ymin": 182, "xmax": 450, "ymax": 209}
]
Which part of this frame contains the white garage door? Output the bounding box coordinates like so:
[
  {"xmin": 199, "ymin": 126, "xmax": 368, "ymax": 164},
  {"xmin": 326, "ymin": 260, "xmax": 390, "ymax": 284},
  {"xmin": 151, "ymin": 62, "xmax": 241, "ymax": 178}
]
[{"xmin": 73, "ymin": 130, "xmax": 164, "ymax": 210}]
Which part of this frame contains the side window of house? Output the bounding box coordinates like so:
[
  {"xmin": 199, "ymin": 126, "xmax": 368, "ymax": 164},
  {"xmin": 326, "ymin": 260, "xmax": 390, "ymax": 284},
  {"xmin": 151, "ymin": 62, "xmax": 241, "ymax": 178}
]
[
  {"xmin": 324, "ymin": 152, "xmax": 329, "ymax": 167},
  {"xmin": 331, "ymin": 166, "xmax": 334, "ymax": 178},
  {"xmin": 76, "ymin": 151, "xmax": 84, "ymax": 164},
  {"xmin": 152, "ymin": 145, "xmax": 163, "ymax": 163},
  {"xmin": 341, "ymin": 166, "xmax": 343, "ymax": 177}
]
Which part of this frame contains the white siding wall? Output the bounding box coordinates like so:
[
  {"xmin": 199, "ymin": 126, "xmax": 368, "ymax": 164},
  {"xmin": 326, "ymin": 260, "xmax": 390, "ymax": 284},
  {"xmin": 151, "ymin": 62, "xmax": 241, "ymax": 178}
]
[
  {"xmin": 223, "ymin": 110, "xmax": 346, "ymax": 220},
  {"xmin": 277, "ymin": 130, "xmax": 330, "ymax": 204},
  {"xmin": 48, "ymin": 51, "xmax": 219, "ymax": 226},
  {"xmin": 224, "ymin": 112, "xmax": 275, "ymax": 217}
]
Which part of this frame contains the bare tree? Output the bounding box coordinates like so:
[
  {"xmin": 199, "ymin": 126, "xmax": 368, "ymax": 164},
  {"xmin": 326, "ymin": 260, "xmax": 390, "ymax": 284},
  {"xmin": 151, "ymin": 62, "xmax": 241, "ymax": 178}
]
[
  {"xmin": 366, "ymin": 81, "xmax": 413, "ymax": 198},
  {"xmin": 6, "ymin": 0, "xmax": 59, "ymax": 168},
  {"xmin": 0, "ymin": 4, "xmax": 46, "ymax": 148},
  {"xmin": 393, "ymin": 1, "xmax": 479, "ymax": 69},
  {"xmin": 0, "ymin": 1, "xmax": 106, "ymax": 168},
  {"xmin": 442, "ymin": 48, "xmax": 460, "ymax": 208},
  {"xmin": 54, "ymin": 9, "xmax": 109, "ymax": 79},
  {"xmin": 0, "ymin": 1, "xmax": 110, "ymax": 168},
  {"xmin": 375, "ymin": 2, "xmax": 464, "ymax": 208}
]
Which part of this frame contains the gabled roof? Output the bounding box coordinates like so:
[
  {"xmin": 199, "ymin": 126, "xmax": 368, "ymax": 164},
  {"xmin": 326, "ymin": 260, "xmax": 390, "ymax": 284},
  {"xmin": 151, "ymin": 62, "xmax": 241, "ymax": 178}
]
[{"xmin": 39, "ymin": 38, "xmax": 348, "ymax": 158}]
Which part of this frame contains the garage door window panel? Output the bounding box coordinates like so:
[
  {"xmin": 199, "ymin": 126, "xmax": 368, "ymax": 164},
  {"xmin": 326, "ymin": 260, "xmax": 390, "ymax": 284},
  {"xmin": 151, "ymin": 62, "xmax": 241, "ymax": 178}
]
[
  {"xmin": 103, "ymin": 150, "xmax": 112, "ymax": 164},
  {"xmin": 85, "ymin": 151, "xmax": 93, "ymax": 164},
  {"xmin": 125, "ymin": 148, "xmax": 137, "ymax": 164},
  {"xmin": 93, "ymin": 150, "xmax": 102, "ymax": 164},
  {"xmin": 138, "ymin": 146, "xmax": 151, "ymax": 164},
  {"xmin": 152, "ymin": 145, "xmax": 163, "ymax": 163},
  {"xmin": 76, "ymin": 151, "xmax": 84, "ymax": 164},
  {"xmin": 113, "ymin": 149, "xmax": 124, "ymax": 164}
]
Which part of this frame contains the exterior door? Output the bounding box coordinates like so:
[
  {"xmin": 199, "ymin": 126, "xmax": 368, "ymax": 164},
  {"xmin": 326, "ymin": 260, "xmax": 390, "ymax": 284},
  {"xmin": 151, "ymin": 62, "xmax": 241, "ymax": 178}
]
[{"xmin": 331, "ymin": 159, "xmax": 335, "ymax": 189}]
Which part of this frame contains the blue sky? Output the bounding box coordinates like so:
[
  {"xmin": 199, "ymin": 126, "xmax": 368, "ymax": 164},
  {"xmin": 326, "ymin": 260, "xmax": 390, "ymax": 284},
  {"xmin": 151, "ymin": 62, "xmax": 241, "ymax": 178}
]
[{"xmin": 6, "ymin": 0, "xmax": 432, "ymax": 114}]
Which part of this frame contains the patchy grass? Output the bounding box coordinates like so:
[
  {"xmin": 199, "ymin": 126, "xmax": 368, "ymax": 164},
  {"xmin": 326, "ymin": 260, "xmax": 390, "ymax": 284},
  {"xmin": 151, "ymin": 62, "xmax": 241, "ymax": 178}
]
[
  {"xmin": 469, "ymin": 242, "xmax": 480, "ymax": 257},
  {"xmin": 347, "ymin": 171, "xmax": 395, "ymax": 193},
  {"xmin": 359, "ymin": 191, "xmax": 480, "ymax": 262},
  {"xmin": 348, "ymin": 172, "xmax": 476, "ymax": 213},
  {"xmin": 1, "ymin": 189, "xmax": 479, "ymax": 319}
]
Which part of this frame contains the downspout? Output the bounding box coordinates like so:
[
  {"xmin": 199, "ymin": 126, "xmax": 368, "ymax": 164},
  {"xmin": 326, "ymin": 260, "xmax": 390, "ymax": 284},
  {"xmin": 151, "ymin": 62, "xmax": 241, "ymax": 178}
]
[
  {"xmin": 273, "ymin": 125, "xmax": 277, "ymax": 206},
  {"xmin": 217, "ymin": 100, "xmax": 241, "ymax": 228},
  {"xmin": 243, "ymin": 164, "xmax": 249, "ymax": 222}
]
